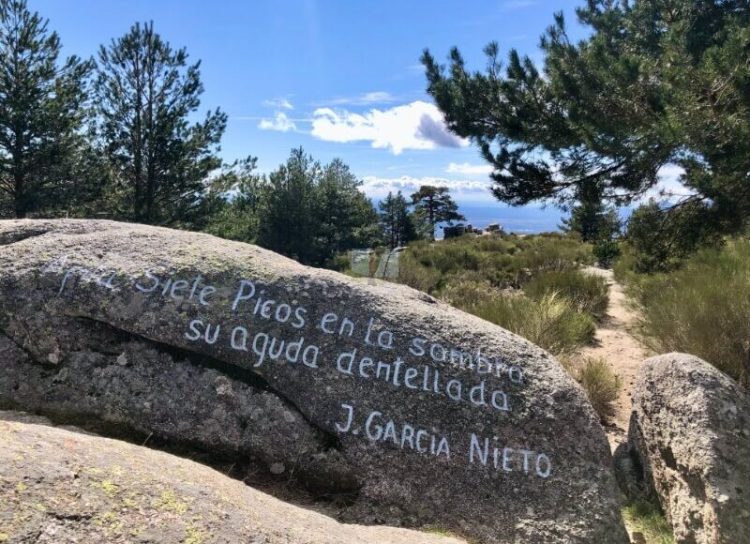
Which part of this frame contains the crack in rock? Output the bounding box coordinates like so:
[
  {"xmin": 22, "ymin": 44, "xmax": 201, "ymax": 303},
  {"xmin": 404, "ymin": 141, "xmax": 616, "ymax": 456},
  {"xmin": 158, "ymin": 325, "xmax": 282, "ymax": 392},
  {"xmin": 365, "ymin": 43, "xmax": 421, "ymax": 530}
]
[
  {"xmin": 0, "ymin": 228, "xmax": 49, "ymax": 246},
  {"xmin": 72, "ymin": 315, "xmax": 344, "ymax": 452},
  {"xmin": 0, "ymin": 317, "xmax": 359, "ymax": 496}
]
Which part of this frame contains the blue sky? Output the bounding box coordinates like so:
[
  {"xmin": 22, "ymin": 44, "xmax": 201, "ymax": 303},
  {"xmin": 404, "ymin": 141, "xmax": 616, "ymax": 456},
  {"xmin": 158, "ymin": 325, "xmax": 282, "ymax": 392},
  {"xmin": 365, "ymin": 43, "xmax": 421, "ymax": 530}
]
[{"xmin": 33, "ymin": 0, "xmax": 610, "ymax": 231}]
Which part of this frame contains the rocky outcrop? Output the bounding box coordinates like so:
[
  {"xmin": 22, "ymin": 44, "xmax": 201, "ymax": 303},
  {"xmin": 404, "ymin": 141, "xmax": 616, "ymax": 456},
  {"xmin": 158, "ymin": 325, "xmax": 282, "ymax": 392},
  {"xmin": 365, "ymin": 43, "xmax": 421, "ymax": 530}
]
[
  {"xmin": 0, "ymin": 313, "xmax": 359, "ymax": 495},
  {"xmin": 0, "ymin": 219, "xmax": 628, "ymax": 543},
  {"xmin": 627, "ymin": 353, "xmax": 750, "ymax": 543},
  {"xmin": 0, "ymin": 413, "xmax": 466, "ymax": 544}
]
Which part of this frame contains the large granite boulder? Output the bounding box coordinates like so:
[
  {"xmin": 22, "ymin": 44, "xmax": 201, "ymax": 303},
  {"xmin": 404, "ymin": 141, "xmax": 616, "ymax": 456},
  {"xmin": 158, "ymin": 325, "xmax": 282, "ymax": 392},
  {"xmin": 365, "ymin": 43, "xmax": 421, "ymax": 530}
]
[
  {"xmin": 627, "ymin": 353, "xmax": 750, "ymax": 543},
  {"xmin": 0, "ymin": 219, "xmax": 628, "ymax": 543},
  {"xmin": 0, "ymin": 412, "xmax": 466, "ymax": 544}
]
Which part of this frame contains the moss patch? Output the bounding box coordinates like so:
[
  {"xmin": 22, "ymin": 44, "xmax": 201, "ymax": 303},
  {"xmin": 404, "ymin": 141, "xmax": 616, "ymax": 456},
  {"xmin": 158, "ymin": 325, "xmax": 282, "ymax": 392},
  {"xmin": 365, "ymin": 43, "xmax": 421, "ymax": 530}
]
[{"xmin": 623, "ymin": 501, "xmax": 673, "ymax": 544}]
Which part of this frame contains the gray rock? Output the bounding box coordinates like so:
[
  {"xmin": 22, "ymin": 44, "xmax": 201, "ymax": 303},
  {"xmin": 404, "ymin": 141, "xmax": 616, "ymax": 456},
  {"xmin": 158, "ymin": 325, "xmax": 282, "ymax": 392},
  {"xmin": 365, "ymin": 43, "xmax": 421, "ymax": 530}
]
[
  {"xmin": 0, "ymin": 219, "xmax": 628, "ymax": 543},
  {"xmin": 628, "ymin": 353, "xmax": 750, "ymax": 543},
  {"xmin": 0, "ymin": 327, "xmax": 357, "ymax": 494},
  {"xmin": 0, "ymin": 414, "xmax": 466, "ymax": 544},
  {"xmin": 612, "ymin": 436, "xmax": 654, "ymax": 504}
]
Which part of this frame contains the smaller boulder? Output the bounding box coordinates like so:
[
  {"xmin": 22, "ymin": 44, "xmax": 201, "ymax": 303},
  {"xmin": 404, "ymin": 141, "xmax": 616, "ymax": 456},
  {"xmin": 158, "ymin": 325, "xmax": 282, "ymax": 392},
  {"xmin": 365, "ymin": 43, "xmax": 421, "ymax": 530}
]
[
  {"xmin": 0, "ymin": 413, "xmax": 466, "ymax": 544},
  {"xmin": 627, "ymin": 353, "xmax": 750, "ymax": 544}
]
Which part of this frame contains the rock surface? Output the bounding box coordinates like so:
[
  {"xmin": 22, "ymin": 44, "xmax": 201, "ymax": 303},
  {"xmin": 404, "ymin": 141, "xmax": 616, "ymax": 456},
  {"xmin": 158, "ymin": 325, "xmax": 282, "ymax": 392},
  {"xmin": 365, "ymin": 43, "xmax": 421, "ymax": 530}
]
[
  {"xmin": 0, "ymin": 412, "xmax": 466, "ymax": 544},
  {"xmin": 0, "ymin": 219, "xmax": 628, "ymax": 543},
  {"xmin": 627, "ymin": 353, "xmax": 750, "ymax": 543}
]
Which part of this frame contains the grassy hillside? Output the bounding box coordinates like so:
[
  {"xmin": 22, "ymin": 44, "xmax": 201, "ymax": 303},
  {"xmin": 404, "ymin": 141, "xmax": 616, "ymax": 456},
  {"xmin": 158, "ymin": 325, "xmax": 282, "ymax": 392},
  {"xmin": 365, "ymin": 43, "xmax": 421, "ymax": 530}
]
[
  {"xmin": 393, "ymin": 233, "xmax": 605, "ymax": 356},
  {"xmin": 616, "ymin": 238, "xmax": 750, "ymax": 388}
]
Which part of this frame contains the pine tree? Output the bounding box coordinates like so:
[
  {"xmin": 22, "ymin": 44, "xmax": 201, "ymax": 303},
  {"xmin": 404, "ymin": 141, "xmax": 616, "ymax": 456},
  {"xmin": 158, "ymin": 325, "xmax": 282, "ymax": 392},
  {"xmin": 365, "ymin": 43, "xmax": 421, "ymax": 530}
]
[
  {"xmin": 410, "ymin": 185, "xmax": 465, "ymax": 241},
  {"xmin": 203, "ymin": 156, "xmax": 263, "ymax": 242},
  {"xmin": 422, "ymin": 1, "xmax": 750, "ymax": 247},
  {"xmin": 257, "ymin": 150, "xmax": 381, "ymax": 265},
  {"xmin": 561, "ymin": 202, "xmax": 620, "ymax": 243},
  {"xmin": 0, "ymin": 0, "xmax": 92, "ymax": 218},
  {"xmin": 560, "ymin": 183, "xmax": 620, "ymax": 242},
  {"xmin": 379, "ymin": 191, "xmax": 417, "ymax": 249},
  {"xmin": 94, "ymin": 21, "xmax": 226, "ymax": 225},
  {"xmin": 257, "ymin": 147, "xmax": 318, "ymax": 263},
  {"xmin": 314, "ymin": 158, "xmax": 380, "ymax": 264}
]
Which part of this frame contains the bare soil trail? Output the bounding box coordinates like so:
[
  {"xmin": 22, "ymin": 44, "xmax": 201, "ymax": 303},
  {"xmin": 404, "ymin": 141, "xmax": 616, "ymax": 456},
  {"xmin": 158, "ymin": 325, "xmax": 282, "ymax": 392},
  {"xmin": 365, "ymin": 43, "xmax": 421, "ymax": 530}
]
[{"xmin": 580, "ymin": 267, "xmax": 652, "ymax": 450}]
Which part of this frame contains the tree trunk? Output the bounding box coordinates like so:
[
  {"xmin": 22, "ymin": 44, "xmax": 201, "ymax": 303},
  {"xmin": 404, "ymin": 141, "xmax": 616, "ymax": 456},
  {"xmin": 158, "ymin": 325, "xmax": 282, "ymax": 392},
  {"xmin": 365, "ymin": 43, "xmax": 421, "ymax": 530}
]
[
  {"xmin": 132, "ymin": 49, "xmax": 144, "ymax": 222},
  {"xmin": 13, "ymin": 171, "xmax": 24, "ymax": 218},
  {"xmin": 14, "ymin": 203, "xmax": 26, "ymax": 219},
  {"xmin": 428, "ymin": 195, "xmax": 435, "ymax": 241},
  {"xmin": 13, "ymin": 122, "xmax": 25, "ymax": 219},
  {"xmin": 133, "ymin": 146, "xmax": 143, "ymax": 221},
  {"xmin": 144, "ymin": 35, "xmax": 156, "ymax": 225}
]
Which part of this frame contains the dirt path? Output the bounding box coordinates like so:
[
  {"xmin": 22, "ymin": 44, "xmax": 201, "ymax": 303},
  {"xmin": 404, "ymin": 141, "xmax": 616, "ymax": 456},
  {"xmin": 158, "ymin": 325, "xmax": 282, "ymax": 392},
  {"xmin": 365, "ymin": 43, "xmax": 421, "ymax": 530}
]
[{"xmin": 580, "ymin": 267, "xmax": 651, "ymax": 450}]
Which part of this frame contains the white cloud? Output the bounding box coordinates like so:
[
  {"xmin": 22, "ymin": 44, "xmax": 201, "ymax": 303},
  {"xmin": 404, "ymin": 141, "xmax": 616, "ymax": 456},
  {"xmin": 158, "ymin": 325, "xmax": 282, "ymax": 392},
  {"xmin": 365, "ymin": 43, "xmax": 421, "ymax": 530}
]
[
  {"xmin": 502, "ymin": 0, "xmax": 537, "ymax": 10},
  {"xmin": 637, "ymin": 164, "xmax": 694, "ymax": 203},
  {"xmin": 446, "ymin": 162, "xmax": 493, "ymax": 176},
  {"xmin": 258, "ymin": 112, "xmax": 297, "ymax": 132},
  {"xmin": 262, "ymin": 97, "xmax": 294, "ymax": 110},
  {"xmin": 323, "ymin": 91, "xmax": 397, "ymax": 106},
  {"xmin": 311, "ymin": 100, "xmax": 468, "ymax": 154},
  {"xmin": 360, "ymin": 175, "xmax": 491, "ymax": 201}
]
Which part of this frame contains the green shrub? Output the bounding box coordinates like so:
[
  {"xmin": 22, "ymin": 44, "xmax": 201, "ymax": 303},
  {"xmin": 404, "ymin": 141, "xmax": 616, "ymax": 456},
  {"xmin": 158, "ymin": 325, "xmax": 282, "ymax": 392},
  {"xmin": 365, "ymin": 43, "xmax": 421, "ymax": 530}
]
[
  {"xmin": 612, "ymin": 243, "xmax": 638, "ymax": 283},
  {"xmin": 632, "ymin": 240, "xmax": 750, "ymax": 387},
  {"xmin": 399, "ymin": 234, "xmax": 606, "ymax": 354},
  {"xmin": 524, "ymin": 270, "xmax": 610, "ymax": 320},
  {"xmin": 398, "ymin": 232, "xmax": 595, "ymax": 292},
  {"xmin": 395, "ymin": 234, "xmax": 599, "ymax": 355},
  {"xmin": 397, "ymin": 251, "xmax": 442, "ymax": 293},
  {"xmin": 593, "ymin": 238, "xmax": 621, "ymax": 267},
  {"xmin": 440, "ymin": 280, "xmax": 504, "ymax": 308},
  {"xmin": 472, "ymin": 235, "xmax": 517, "ymax": 253},
  {"xmin": 514, "ymin": 235, "xmax": 595, "ymax": 274},
  {"xmin": 612, "ymin": 244, "xmax": 658, "ymax": 303},
  {"xmin": 408, "ymin": 239, "xmax": 482, "ymax": 275},
  {"xmin": 622, "ymin": 500, "xmax": 674, "ymax": 544},
  {"xmin": 458, "ymin": 292, "xmax": 596, "ymax": 355},
  {"xmin": 326, "ymin": 253, "xmax": 353, "ymax": 272},
  {"xmin": 574, "ymin": 357, "xmax": 621, "ymax": 421},
  {"xmin": 626, "ymin": 201, "xmax": 723, "ymax": 273}
]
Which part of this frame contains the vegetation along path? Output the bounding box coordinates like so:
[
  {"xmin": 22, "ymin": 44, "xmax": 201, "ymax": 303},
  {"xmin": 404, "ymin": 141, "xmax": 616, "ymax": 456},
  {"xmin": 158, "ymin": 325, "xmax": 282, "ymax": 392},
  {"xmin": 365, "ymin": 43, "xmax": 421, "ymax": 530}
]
[{"xmin": 580, "ymin": 267, "xmax": 651, "ymax": 450}]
